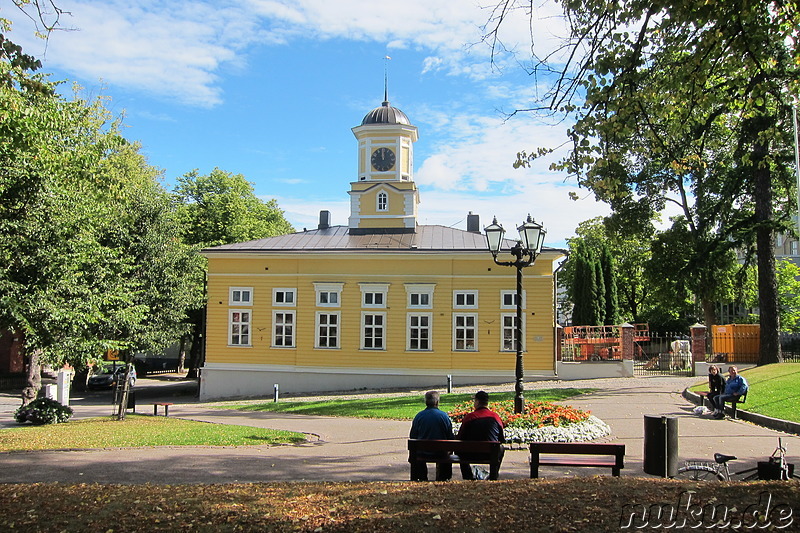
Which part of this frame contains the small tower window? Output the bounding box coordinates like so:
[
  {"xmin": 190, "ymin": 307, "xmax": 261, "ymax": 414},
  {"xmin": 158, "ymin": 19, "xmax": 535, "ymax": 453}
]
[{"xmin": 377, "ymin": 192, "xmax": 388, "ymax": 211}]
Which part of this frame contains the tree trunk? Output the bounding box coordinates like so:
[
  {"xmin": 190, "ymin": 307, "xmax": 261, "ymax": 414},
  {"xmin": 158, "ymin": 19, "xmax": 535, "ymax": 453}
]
[
  {"xmin": 21, "ymin": 348, "xmax": 41, "ymax": 406},
  {"xmin": 753, "ymin": 115, "xmax": 782, "ymax": 366}
]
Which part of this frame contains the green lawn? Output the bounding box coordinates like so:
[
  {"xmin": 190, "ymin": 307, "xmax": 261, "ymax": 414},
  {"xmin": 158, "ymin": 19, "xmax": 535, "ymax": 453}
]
[
  {"xmin": 218, "ymin": 388, "xmax": 595, "ymax": 419},
  {"xmin": 689, "ymin": 363, "xmax": 800, "ymax": 423},
  {"xmin": 0, "ymin": 415, "xmax": 306, "ymax": 451}
]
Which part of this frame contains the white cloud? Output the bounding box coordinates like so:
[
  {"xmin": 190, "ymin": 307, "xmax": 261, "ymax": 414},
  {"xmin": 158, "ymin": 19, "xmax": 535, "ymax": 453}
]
[{"xmin": 6, "ymin": 0, "xmax": 569, "ymax": 108}]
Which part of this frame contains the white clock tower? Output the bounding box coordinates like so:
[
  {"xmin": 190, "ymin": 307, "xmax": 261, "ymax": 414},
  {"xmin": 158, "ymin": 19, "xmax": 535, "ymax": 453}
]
[{"xmin": 349, "ymin": 97, "xmax": 419, "ymax": 234}]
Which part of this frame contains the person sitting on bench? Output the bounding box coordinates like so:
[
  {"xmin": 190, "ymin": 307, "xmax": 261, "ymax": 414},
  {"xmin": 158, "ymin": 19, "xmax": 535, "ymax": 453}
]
[
  {"xmin": 409, "ymin": 391, "xmax": 454, "ymax": 481},
  {"xmin": 457, "ymin": 390, "xmax": 505, "ymax": 480},
  {"xmin": 713, "ymin": 365, "xmax": 748, "ymax": 419},
  {"xmin": 707, "ymin": 364, "xmax": 725, "ymax": 410}
]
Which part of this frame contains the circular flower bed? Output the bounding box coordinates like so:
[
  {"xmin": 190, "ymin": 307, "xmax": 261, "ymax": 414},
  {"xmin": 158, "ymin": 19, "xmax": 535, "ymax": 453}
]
[{"xmin": 449, "ymin": 400, "xmax": 611, "ymax": 445}]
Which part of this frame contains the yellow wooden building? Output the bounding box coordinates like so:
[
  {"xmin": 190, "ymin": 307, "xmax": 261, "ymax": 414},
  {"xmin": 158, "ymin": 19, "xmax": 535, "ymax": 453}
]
[{"xmin": 199, "ymin": 98, "xmax": 564, "ymax": 400}]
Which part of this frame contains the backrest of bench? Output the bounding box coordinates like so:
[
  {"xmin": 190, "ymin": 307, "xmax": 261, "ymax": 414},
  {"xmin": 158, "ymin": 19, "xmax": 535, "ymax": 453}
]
[
  {"xmin": 530, "ymin": 442, "xmax": 625, "ymax": 457},
  {"xmin": 408, "ymin": 439, "xmax": 500, "ymax": 454}
]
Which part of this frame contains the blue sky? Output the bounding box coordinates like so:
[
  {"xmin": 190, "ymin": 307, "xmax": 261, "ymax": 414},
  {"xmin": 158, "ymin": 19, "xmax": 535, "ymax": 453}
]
[{"xmin": 4, "ymin": 0, "xmax": 612, "ymax": 247}]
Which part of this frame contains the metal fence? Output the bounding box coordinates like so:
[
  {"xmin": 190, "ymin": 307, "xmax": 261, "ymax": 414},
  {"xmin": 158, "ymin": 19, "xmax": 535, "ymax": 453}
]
[{"xmin": 632, "ymin": 331, "xmax": 693, "ymax": 377}]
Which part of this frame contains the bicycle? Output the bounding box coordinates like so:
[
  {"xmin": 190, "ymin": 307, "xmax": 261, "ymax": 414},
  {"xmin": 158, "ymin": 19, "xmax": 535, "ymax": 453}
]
[{"xmin": 676, "ymin": 438, "xmax": 798, "ymax": 481}]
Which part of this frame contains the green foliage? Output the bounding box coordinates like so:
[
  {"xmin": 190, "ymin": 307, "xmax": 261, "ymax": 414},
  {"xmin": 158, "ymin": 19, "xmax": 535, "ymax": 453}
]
[
  {"xmin": 500, "ymin": 1, "xmax": 797, "ymax": 352},
  {"xmin": 777, "ymin": 261, "xmax": 800, "ymax": 332},
  {"xmin": 566, "ymin": 230, "xmax": 619, "ymax": 326},
  {"xmin": 0, "ymin": 58, "xmax": 200, "ymax": 371},
  {"xmin": 173, "ymin": 168, "xmax": 294, "ymax": 248},
  {"xmin": 14, "ymin": 397, "xmax": 72, "ymax": 425}
]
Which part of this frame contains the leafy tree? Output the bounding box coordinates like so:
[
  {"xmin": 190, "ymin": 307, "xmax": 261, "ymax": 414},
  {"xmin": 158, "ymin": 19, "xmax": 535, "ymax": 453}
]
[
  {"xmin": 569, "ymin": 242, "xmax": 595, "ymax": 325},
  {"xmin": 172, "ymin": 168, "xmax": 294, "ymax": 376},
  {"xmin": 487, "ymin": 0, "xmax": 799, "ymax": 364},
  {"xmin": 174, "ymin": 168, "xmax": 293, "ymax": 248},
  {"xmin": 0, "ymin": 58, "xmax": 200, "ymax": 405},
  {"xmin": 776, "ymin": 260, "xmax": 800, "ymax": 333},
  {"xmin": 599, "ymin": 244, "xmax": 618, "ymax": 325},
  {"xmin": 562, "ymin": 218, "xmax": 632, "ymax": 325}
]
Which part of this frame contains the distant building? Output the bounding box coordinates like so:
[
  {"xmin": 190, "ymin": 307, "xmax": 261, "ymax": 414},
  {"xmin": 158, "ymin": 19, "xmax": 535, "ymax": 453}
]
[{"xmin": 199, "ymin": 97, "xmax": 565, "ymax": 400}]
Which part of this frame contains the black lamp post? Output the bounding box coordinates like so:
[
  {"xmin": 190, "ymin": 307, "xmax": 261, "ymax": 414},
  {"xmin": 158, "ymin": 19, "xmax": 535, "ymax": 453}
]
[{"xmin": 485, "ymin": 215, "xmax": 546, "ymax": 414}]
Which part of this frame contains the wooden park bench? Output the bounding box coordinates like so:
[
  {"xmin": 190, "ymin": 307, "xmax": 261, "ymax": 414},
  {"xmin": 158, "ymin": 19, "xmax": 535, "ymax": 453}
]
[
  {"xmin": 529, "ymin": 442, "xmax": 625, "ymax": 478},
  {"xmin": 152, "ymin": 402, "xmax": 174, "ymax": 416},
  {"xmin": 696, "ymin": 391, "xmax": 747, "ymax": 419},
  {"xmin": 407, "ymin": 439, "xmax": 504, "ymax": 480}
]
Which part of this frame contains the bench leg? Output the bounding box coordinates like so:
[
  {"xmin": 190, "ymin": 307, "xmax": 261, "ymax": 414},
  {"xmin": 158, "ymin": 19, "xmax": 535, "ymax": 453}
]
[
  {"xmin": 410, "ymin": 460, "xmax": 427, "ymax": 482},
  {"xmin": 530, "ymin": 451, "xmax": 540, "ymax": 478},
  {"xmin": 164, "ymin": 405, "xmax": 169, "ymax": 417},
  {"xmin": 153, "ymin": 405, "xmax": 158, "ymax": 416}
]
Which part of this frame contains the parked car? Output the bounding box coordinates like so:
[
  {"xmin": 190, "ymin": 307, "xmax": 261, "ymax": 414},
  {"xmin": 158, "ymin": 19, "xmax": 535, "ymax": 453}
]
[{"xmin": 87, "ymin": 365, "xmax": 136, "ymax": 390}]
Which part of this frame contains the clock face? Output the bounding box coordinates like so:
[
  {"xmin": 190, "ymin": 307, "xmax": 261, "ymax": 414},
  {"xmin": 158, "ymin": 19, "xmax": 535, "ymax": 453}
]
[{"xmin": 371, "ymin": 147, "xmax": 396, "ymax": 171}]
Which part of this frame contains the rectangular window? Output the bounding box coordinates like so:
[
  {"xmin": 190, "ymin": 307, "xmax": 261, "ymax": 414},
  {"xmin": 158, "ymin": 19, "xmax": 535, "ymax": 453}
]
[
  {"xmin": 792, "ymin": 241, "xmax": 799, "ymax": 255},
  {"xmin": 500, "ymin": 290, "xmax": 526, "ymax": 309},
  {"xmin": 453, "ymin": 290, "xmax": 478, "ymax": 309},
  {"xmin": 362, "ymin": 313, "xmax": 385, "ymax": 349},
  {"xmin": 453, "ymin": 314, "xmax": 477, "ymax": 351},
  {"xmin": 360, "ymin": 283, "xmax": 389, "ymax": 308},
  {"xmin": 408, "ymin": 313, "xmax": 432, "ymax": 350},
  {"xmin": 273, "ymin": 288, "xmax": 296, "ymax": 306},
  {"xmin": 315, "ymin": 282, "xmax": 343, "ymax": 307},
  {"xmin": 229, "ymin": 287, "xmax": 253, "ymax": 306},
  {"xmin": 316, "ymin": 312, "xmax": 339, "ymax": 348},
  {"xmin": 501, "ymin": 313, "xmax": 525, "ymax": 351},
  {"xmin": 406, "ymin": 283, "xmax": 435, "ymax": 309},
  {"xmin": 229, "ymin": 310, "xmax": 251, "ymax": 346},
  {"xmin": 364, "ymin": 292, "xmax": 384, "ymax": 306},
  {"xmin": 273, "ymin": 311, "xmax": 295, "ymax": 348}
]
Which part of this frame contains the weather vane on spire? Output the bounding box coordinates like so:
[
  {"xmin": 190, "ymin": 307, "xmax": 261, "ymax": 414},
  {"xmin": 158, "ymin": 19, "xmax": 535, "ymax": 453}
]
[{"xmin": 383, "ymin": 55, "xmax": 391, "ymax": 104}]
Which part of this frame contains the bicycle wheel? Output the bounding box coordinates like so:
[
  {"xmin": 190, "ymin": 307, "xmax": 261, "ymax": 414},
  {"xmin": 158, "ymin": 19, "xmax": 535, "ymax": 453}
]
[{"xmin": 676, "ymin": 465, "xmax": 726, "ymax": 481}]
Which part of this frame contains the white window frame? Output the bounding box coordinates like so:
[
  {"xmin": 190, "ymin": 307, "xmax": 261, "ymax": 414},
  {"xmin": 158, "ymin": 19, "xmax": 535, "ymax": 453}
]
[
  {"xmin": 377, "ymin": 191, "xmax": 388, "ymax": 211},
  {"xmin": 361, "ymin": 312, "xmax": 386, "ymax": 350},
  {"xmin": 360, "ymin": 283, "xmax": 389, "ymax": 308},
  {"xmin": 314, "ymin": 282, "xmax": 343, "ymax": 307},
  {"xmin": 792, "ymin": 241, "xmax": 799, "ymax": 255},
  {"xmin": 273, "ymin": 288, "xmax": 296, "ymax": 306},
  {"xmin": 453, "ymin": 290, "xmax": 478, "ymax": 309},
  {"xmin": 453, "ymin": 313, "xmax": 478, "ymax": 351},
  {"xmin": 272, "ymin": 310, "xmax": 295, "ymax": 348},
  {"xmin": 229, "ymin": 287, "xmax": 253, "ymax": 306},
  {"xmin": 501, "ymin": 313, "xmax": 526, "ymax": 352},
  {"xmin": 229, "ymin": 309, "xmax": 251, "ymax": 346},
  {"xmin": 406, "ymin": 283, "xmax": 435, "ymax": 309},
  {"xmin": 315, "ymin": 312, "xmax": 340, "ymax": 349},
  {"xmin": 407, "ymin": 313, "xmax": 432, "ymax": 351},
  {"xmin": 500, "ymin": 290, "xmax": 526, "ymax": 310}
]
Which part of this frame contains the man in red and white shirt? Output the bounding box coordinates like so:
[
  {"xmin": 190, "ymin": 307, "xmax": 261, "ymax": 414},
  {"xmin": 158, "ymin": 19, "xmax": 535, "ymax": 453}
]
[{"xmin": 457, "ymin": 390, "xmax": 505, "ymax": 480}]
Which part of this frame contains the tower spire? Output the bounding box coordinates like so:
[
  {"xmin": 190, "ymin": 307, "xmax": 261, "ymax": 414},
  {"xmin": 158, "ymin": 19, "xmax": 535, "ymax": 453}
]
[{"xmin": 383, "ymin": 55, "xmax": 391, "ymax": 104}]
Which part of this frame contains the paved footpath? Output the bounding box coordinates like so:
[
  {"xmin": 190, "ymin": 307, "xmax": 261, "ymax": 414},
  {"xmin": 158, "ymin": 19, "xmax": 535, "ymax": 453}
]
[{"xmin": 0, "ymin": 376, "xmax": 797, "ymax": 484}]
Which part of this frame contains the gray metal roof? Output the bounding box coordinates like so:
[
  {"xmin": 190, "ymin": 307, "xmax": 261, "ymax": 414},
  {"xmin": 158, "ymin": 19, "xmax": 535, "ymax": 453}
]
[
  {"xmin": 361, "ymin": 101, "xmax": 411, "ymax": 126},
  {"xmin": 203, "ymin": 225, "xmax": 564, "ymax": 255}
]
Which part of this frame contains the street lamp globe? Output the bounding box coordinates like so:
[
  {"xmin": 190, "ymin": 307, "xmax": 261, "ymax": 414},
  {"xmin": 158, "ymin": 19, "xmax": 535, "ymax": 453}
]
[
  {"xmin": 517, "ymin": 215, "xmax": 545, "ymax": 255},
  {"xmin": 484, "ymin": 217, "xmax": 506, "ymax": 257}
]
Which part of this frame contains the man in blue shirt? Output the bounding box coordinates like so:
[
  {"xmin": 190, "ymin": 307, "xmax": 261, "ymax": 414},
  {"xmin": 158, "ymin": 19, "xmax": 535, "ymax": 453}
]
[
  {"xmin": 713, "ymin": 366, "xmax": 749, "ymax": 419},
  {"xmin": 410, "ymin": 391, "xmax": 454, "ymax": 481}
]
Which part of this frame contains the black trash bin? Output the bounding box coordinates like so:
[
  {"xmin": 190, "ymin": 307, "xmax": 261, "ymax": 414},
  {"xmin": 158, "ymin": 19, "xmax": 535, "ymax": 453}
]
[
  {"xmin": 126, "ymin": 391, "xmax": 136, "ymax": 412},
  {"xmin": 643, "ymin": 415, "xmax": 678, "ymax": 477}
]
